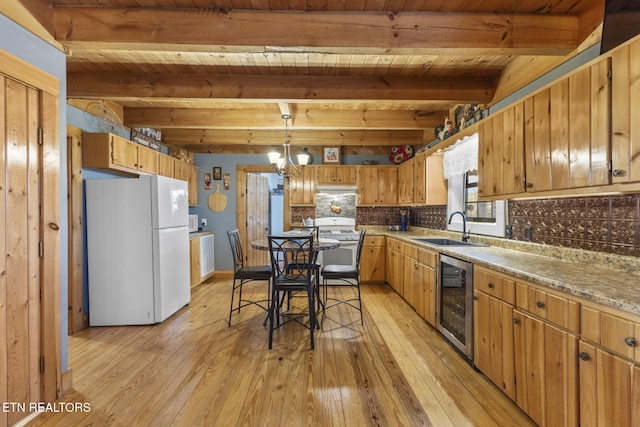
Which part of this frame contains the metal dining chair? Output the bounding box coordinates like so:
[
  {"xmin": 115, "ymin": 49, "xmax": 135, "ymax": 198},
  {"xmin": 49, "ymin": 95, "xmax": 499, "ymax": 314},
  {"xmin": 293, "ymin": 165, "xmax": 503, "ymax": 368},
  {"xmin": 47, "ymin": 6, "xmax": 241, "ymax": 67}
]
[
  {"xmin": 267, "ymin": 234, "xmax": 319, "ymax": 350},
  {"xmin": 320, "ymin": 229, "xmax": 366, "ymax": 325},
  {"xmin": 227, "ymin": 229, "xmax": 272, "ymax": 326}
]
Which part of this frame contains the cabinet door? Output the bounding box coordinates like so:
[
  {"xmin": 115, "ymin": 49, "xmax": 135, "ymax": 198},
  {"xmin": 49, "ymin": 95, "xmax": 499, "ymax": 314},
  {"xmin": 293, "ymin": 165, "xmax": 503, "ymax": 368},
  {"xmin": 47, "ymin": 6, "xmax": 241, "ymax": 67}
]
[
  {"xmin": 111, "ymin": 135, "xmax": 138, "ymax": 170},
  {"xmin": 289, "ymin": 166, "xmax": 316, "ymax": 205},
  {"xmin": 568, "ymin": 59, "xmax": 610, "ymax": 188},
  {"xmin": 424, "ymin": 153, "xmax": 448, "ymax": 205},
  {"xmin": 379, "ymin": 166, "xmax": 398, "ymax": 205},
  {"xmin": 421, "ymin": 261, "xmax": 436, "ymax": 326},
  {"xmin": 474, "ymin": 292, "xmax": 516, "ymax": 400},
  {"xmin": 611, "ymin": 40, "xmax": 640, "ymax": 184},
  {"xmin": 479, "ymin": 105, "xmax": 525, "ymax": 197},
  {"xmin": 398, "ymin": 159, "xmax": 413, "ymax": 204},
  {"xmin": 404, "ymin": 255, "xmax": 422, "ymax": 313},
  {"xmin": 189, "ymin": 237, "xmax": 201, "ymax": 287},
  {"xmin": 360, "ymin": 244, "xmax": 385, "ymax": 282},
  {"xmin": 137, "ymin": 145, "xmax": 159, "ymax": 174},
  {"xmin": 524, "ymin": 89, "xmax": 552, "ymax": 192},
  {"xmin": 412, "ymin": 154, "xmax": 425, "ymax": 203},
  {"xmin": 158, "ymin": 154, "xmax": 175, "ymax": 178},
  {"xmin": 187, "ymin": 163, "xmax": 198, "ymax": 206},
  {"xmin": 579, "ymin": 340, "xmax": 632, "ymax": 427},
  {"xmin": 335, "ymin": 166, "xmax": 356, "ymax": 184},
  {"xmin": 514, "ymin": 311, "xmax": 579, "ymax": 427}
]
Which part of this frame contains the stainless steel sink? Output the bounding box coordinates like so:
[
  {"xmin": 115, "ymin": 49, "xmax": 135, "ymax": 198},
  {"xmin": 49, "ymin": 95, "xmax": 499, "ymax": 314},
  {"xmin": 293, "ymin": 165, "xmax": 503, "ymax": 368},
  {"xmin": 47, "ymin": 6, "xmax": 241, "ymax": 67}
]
[{"xmin": 412, "ymin": 237, "xmax": 488, "ymax": 247}]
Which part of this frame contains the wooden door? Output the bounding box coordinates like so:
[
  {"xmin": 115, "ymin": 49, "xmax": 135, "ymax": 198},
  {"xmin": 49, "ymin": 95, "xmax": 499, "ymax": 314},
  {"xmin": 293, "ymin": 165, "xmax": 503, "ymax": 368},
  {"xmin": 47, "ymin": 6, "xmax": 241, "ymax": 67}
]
[
  {"xmin": 1, "ymin": 75, "xmax": 43, "ymax": 426},
  {"xmin": 246, "ymin": 173, "xmax": 270, "ymax": 266}
]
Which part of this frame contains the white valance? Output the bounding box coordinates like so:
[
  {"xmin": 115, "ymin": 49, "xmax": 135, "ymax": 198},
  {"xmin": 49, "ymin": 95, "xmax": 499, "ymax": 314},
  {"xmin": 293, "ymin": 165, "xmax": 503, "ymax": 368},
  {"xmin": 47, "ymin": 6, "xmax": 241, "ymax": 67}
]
[{"xmin": 442, "ymin": 133, "xmax": 479, "ymax": 180}]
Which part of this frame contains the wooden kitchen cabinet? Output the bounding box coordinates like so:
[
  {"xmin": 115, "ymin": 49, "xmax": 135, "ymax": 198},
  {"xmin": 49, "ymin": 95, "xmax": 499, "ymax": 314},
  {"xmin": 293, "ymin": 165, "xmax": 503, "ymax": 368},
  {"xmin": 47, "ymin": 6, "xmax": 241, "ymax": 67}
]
[
  {"xmin": 513, "ymin": 310, "xmax": 579, "ymax": 427},
  {"xmin": 360, "ymin": 235, "xmax": 385, "ymax": 283},
  {"xmin": 473, "ymin": 266, "xmax": 516, "ymax": 400},
  {"xmin": 190, "ymin": 232, "xmax": 215, "ymax": 287},
  {"xmin": 522, "ymin": 58, "xmax": 610, "ymax": 193},
  {"xmin": 578, "ymin": 303, "xmax": 640, "ymax": 427},
  {"xmin": 405, "ymin": 246, "xmax": 436, "ymax": 326},
  {"xmin": 289, "ymin": 165, "xmax": 317, "ymax": 205},
  {"xmin": 83, "ymin": 132, "xmax": 159, "ymax": 175},
  {"xmin": 478, "ymin": 103, "xmax": 525, "ymax": 198},
  {"xmin": 317, "ymin": 165, "xmax": 356, "ymax": 185},
  {"xmin": 357, "ymin": 166, "xmax": 397, "ymax": 206},
  {"xmin": 175, "ymin": 160, "xmax": 198, "ymax": 206},
  {"xmin": 158, "ymin": 153, "xmax": 176, "ymax": 178},
  {"xmin": 385, "ymin": 238, "xmax": 405, "ymax": 296},
  {"xmin": 611, "ymin": 38, "xmax": 640, "ymax": 184},
  {"xmin": 397, "ymin": 157, "xmax": 414, "ymax": 204}
]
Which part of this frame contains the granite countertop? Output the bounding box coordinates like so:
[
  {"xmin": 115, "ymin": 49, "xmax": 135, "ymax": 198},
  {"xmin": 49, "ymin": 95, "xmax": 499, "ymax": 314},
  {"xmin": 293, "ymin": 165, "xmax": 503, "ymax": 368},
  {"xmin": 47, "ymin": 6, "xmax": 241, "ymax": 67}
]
[
  {"xmin": 364, "ymin": 227, "xmax": 640, "ymax": 317},
  {"xmin": 189, "ymin": 230, "xmax": 214, "ymax": 238}
]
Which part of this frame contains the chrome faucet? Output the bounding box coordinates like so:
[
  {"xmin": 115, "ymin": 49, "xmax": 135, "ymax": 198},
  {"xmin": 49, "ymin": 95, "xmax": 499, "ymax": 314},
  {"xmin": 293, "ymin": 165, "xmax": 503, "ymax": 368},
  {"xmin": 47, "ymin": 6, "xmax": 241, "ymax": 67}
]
[{"xmin": 448, "ymin": 211, "xmax": 470, "ymax": 242}]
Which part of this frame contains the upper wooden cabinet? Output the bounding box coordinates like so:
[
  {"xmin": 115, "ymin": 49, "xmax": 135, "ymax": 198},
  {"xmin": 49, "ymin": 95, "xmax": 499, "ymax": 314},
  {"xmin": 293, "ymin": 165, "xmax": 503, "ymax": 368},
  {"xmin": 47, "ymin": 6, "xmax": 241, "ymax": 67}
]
[
  {"xmin": 611, "ymin": 38, "xmax": 640, "ymax": 184},
  {"xmin": 523, "ymin": 58, "xmax": 611, "ymax": 193},
  {"xmin": 397, "ymin": 157, "xmax": 414, "ymax": 205},
  {"xmin": 83, "ymin": 132, "xmax": 160, "ymax": 175},
  {"xmin": 289, "ymin": 165, "xmax": 317, "ymax": 206},
  {"xmin": 175, "ymin": 161, "xmax": 198, "ymax": 206},
  {"xmin": 316, "ymin": 165, "xmax": 356, "ymax": 185},
  {"xmin": 478, "ymin": 103, "xmax": 526, "ymax": 198},
  {"xmin": 398, "ymin": 153, "xmax": 447, "ymax": 205},
  {"xmin": 158, "ymin": 153, "xmax": 176, "ymax": 178},
  {"xmin": 83, "ymin": 132, "xmax": 199, "ymax": 206},
  {"xmin": 357, "ymin": 166, "xmax": 397, "ymax": 206},
  {"xmin": 479, "ymin": 57, "xmax": 612, "ymax": 199}
]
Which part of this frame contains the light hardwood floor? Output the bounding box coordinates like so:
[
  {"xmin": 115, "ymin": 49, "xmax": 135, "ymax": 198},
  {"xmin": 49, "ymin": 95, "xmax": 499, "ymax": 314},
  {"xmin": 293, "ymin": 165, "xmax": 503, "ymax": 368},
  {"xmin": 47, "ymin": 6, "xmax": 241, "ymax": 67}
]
[{"xmin": 29, "ymin": 279, "xmax": 534, "ymax": 426}]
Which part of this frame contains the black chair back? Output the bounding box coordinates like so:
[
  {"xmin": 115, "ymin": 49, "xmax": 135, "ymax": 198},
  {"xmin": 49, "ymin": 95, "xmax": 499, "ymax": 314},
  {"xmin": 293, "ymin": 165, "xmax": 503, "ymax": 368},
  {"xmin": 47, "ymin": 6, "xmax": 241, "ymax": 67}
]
[
  {"xmin": 268, "ymin": 234, "xmax": 317, "ymax": 283},
  {"xmin": 355, "ymin": 229, "xmax": 367, "ymax": 270},
  {"xmin": 227, "ymin": 229, "xmax": 245, "ymax": 272}
]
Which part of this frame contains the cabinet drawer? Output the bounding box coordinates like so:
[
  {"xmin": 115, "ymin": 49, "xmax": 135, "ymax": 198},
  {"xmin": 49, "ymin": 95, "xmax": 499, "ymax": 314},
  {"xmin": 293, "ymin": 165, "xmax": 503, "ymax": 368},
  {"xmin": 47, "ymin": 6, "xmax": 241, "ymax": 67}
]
[
  {"xmin": 364, "ymin": 236, "xmax": 385, "ymax": 247},
  {"xmin": 418, "ymin": 249, "xmax": 436, "ymax": 268},
  {"xmin": 474, "ymin": 266, "xmax": 514, "ymax": 304},
  {"xmin": 516, "ymin": 281, "xmax": 580, "ymax": 333},
  {"xmin": 387, "ymin": 238, "xmax": 403, "ymax": 252},
  {"xmin": 582, "ymin": 306, "xmax": 640, "ymax": 361}
]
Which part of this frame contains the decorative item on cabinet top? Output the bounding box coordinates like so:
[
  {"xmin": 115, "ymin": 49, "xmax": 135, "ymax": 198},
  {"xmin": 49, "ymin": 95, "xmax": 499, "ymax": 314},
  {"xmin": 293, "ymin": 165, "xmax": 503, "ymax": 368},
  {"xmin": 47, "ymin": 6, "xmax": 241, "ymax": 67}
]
[{"xmin": 388, "ymin": 145, "xmax": 414, "ymax": 164}]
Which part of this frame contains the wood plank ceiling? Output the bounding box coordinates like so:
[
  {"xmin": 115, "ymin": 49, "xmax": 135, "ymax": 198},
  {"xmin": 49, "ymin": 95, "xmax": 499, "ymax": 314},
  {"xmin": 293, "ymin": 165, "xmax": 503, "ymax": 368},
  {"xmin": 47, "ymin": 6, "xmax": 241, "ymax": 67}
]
[{"xmin": 46, "ymin": 0, "xmax": 605, "ymax": 155}]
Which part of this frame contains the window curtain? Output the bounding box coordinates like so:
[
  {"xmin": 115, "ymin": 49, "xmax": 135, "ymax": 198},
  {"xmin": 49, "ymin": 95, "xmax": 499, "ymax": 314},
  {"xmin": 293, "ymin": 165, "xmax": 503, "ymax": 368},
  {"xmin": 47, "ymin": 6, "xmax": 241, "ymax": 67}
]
[{"xmin": 442, "ymin": 133, "xmax": 479, "ymax": 180}]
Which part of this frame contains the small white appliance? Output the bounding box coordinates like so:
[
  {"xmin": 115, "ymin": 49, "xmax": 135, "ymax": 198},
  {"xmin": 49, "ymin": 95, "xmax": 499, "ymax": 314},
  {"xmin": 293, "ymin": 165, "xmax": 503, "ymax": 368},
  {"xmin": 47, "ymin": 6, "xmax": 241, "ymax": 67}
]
[
  {"xmin": 189, "ymin": 214, "xmax": 199, "ymax": 232},
  {"xmin": 85, "ymin": 175, "xmax": 191, "ymax": 326}
]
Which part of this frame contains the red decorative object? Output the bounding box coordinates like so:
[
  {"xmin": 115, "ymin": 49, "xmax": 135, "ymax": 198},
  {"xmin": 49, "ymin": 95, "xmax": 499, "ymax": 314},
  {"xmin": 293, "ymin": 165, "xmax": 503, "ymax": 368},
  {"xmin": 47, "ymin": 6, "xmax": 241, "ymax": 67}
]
[{"xmin": 388, "ymin": 145, "xmax": 414, "ymax": 164}]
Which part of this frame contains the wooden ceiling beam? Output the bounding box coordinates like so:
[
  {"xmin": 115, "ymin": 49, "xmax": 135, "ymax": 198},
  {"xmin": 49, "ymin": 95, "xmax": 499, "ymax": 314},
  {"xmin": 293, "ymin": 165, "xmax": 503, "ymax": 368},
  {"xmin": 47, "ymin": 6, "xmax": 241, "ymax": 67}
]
[
  {"xmin": 53, "ymin": 8, "xmax": 578, "ymax": 55},
  {"xmin": 175, "ymin": 144, "xmax": 393, "ymax": 155},
  {"xmin": 124, "ymin": 107, "xmax": 446, "ymax": 130},
  {"xmin": 161, "ymin": 129, "xmax": 425, "ymax": 147},
  {"xmin": 67, "ymin": 73, "xmax": 494, "ymax": 103}
]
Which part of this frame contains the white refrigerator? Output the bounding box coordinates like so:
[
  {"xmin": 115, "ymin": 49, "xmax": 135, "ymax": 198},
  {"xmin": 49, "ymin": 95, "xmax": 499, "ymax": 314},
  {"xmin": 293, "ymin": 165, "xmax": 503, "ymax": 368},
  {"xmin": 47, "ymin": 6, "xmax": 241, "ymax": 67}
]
[{"xmin": 86, "ymin": 175, "xmax": 191, "ymax": 326}]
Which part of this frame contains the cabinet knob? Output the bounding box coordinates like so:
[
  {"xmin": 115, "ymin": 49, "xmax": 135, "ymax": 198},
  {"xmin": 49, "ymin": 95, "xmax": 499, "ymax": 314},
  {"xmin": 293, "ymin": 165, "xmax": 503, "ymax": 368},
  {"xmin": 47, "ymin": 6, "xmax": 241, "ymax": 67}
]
[
  {"xmin": 612, "ymin": 169, "xmax": 625, "ymax": 177},
  {"xmin": 625, "ymin": 337, "xmax": 637, "ymax": 347},
  {"xmin": 536, "ymin": 301, "xmax": 544, "ymax": 309},
  {"xmin": 473, "ymin": 296, "xmax": 478, "ymax": 301},
  {"xmin": 512, "ymin": 318, "xmax": 520, "ymax": 324},
  {"xmin": 578, "ymin": 352, "xmax": 590, "ymax": 361},
  {"xmin": 487, "ymin": 283, "xmax": 494, "ymax": 289}
]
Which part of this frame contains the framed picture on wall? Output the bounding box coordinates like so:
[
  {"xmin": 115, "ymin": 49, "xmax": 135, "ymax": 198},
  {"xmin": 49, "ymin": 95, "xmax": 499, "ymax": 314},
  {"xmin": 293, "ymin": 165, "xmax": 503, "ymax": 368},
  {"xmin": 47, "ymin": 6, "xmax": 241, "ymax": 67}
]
[
  {"xmin": 213, "ymin": 166, "xmax": 222, "ymax": 180},
  {"xmin": 323, "ymin": 146, "xmax": 341, "ymax": 164}
]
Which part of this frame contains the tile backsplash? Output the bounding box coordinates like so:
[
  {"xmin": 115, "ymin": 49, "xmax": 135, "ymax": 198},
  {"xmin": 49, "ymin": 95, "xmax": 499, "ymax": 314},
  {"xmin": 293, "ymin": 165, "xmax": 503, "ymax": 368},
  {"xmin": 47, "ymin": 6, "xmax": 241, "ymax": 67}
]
[{"xmin": 291, "ymin": 193, "xmax": 640, "ymax": 257}]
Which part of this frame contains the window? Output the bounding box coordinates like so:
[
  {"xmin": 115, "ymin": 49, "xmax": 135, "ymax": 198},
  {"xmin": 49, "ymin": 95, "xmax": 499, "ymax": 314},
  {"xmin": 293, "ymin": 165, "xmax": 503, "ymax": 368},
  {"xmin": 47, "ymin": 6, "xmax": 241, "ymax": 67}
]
[
  {"xmin": 464, "ymin": 172, "xmax": 495, "ymax": 223},
  {"xmin": 447, "ymin": 173, "xmax": 506, "ymax": 238}
]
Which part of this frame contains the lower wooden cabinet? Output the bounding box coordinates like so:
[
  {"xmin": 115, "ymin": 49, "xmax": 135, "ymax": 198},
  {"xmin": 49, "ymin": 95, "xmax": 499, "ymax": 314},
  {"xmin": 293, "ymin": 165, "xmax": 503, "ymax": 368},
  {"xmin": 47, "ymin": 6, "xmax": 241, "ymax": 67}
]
[
  {"xmin": 189, "ymin": 232, "xmax": 215, "ymax": 287},
  {"xmin": 578, "ymin": 340, "xmax": 640, "ymax": 427},
  {"xmin": 513, "ymin": 310, "xmax": 579, "ymax": 427},
  {"xmin": 360, "ymin": 235, "xmax": 385, "ymax": 282}
]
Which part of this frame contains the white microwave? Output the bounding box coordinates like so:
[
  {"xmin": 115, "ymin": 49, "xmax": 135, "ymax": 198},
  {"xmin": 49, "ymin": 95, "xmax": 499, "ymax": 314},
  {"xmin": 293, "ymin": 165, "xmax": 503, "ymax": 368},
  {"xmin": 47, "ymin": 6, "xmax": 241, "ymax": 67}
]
[{"xmin": 188, "ymin": 214, "xmax": 199, "ymax": 232}]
